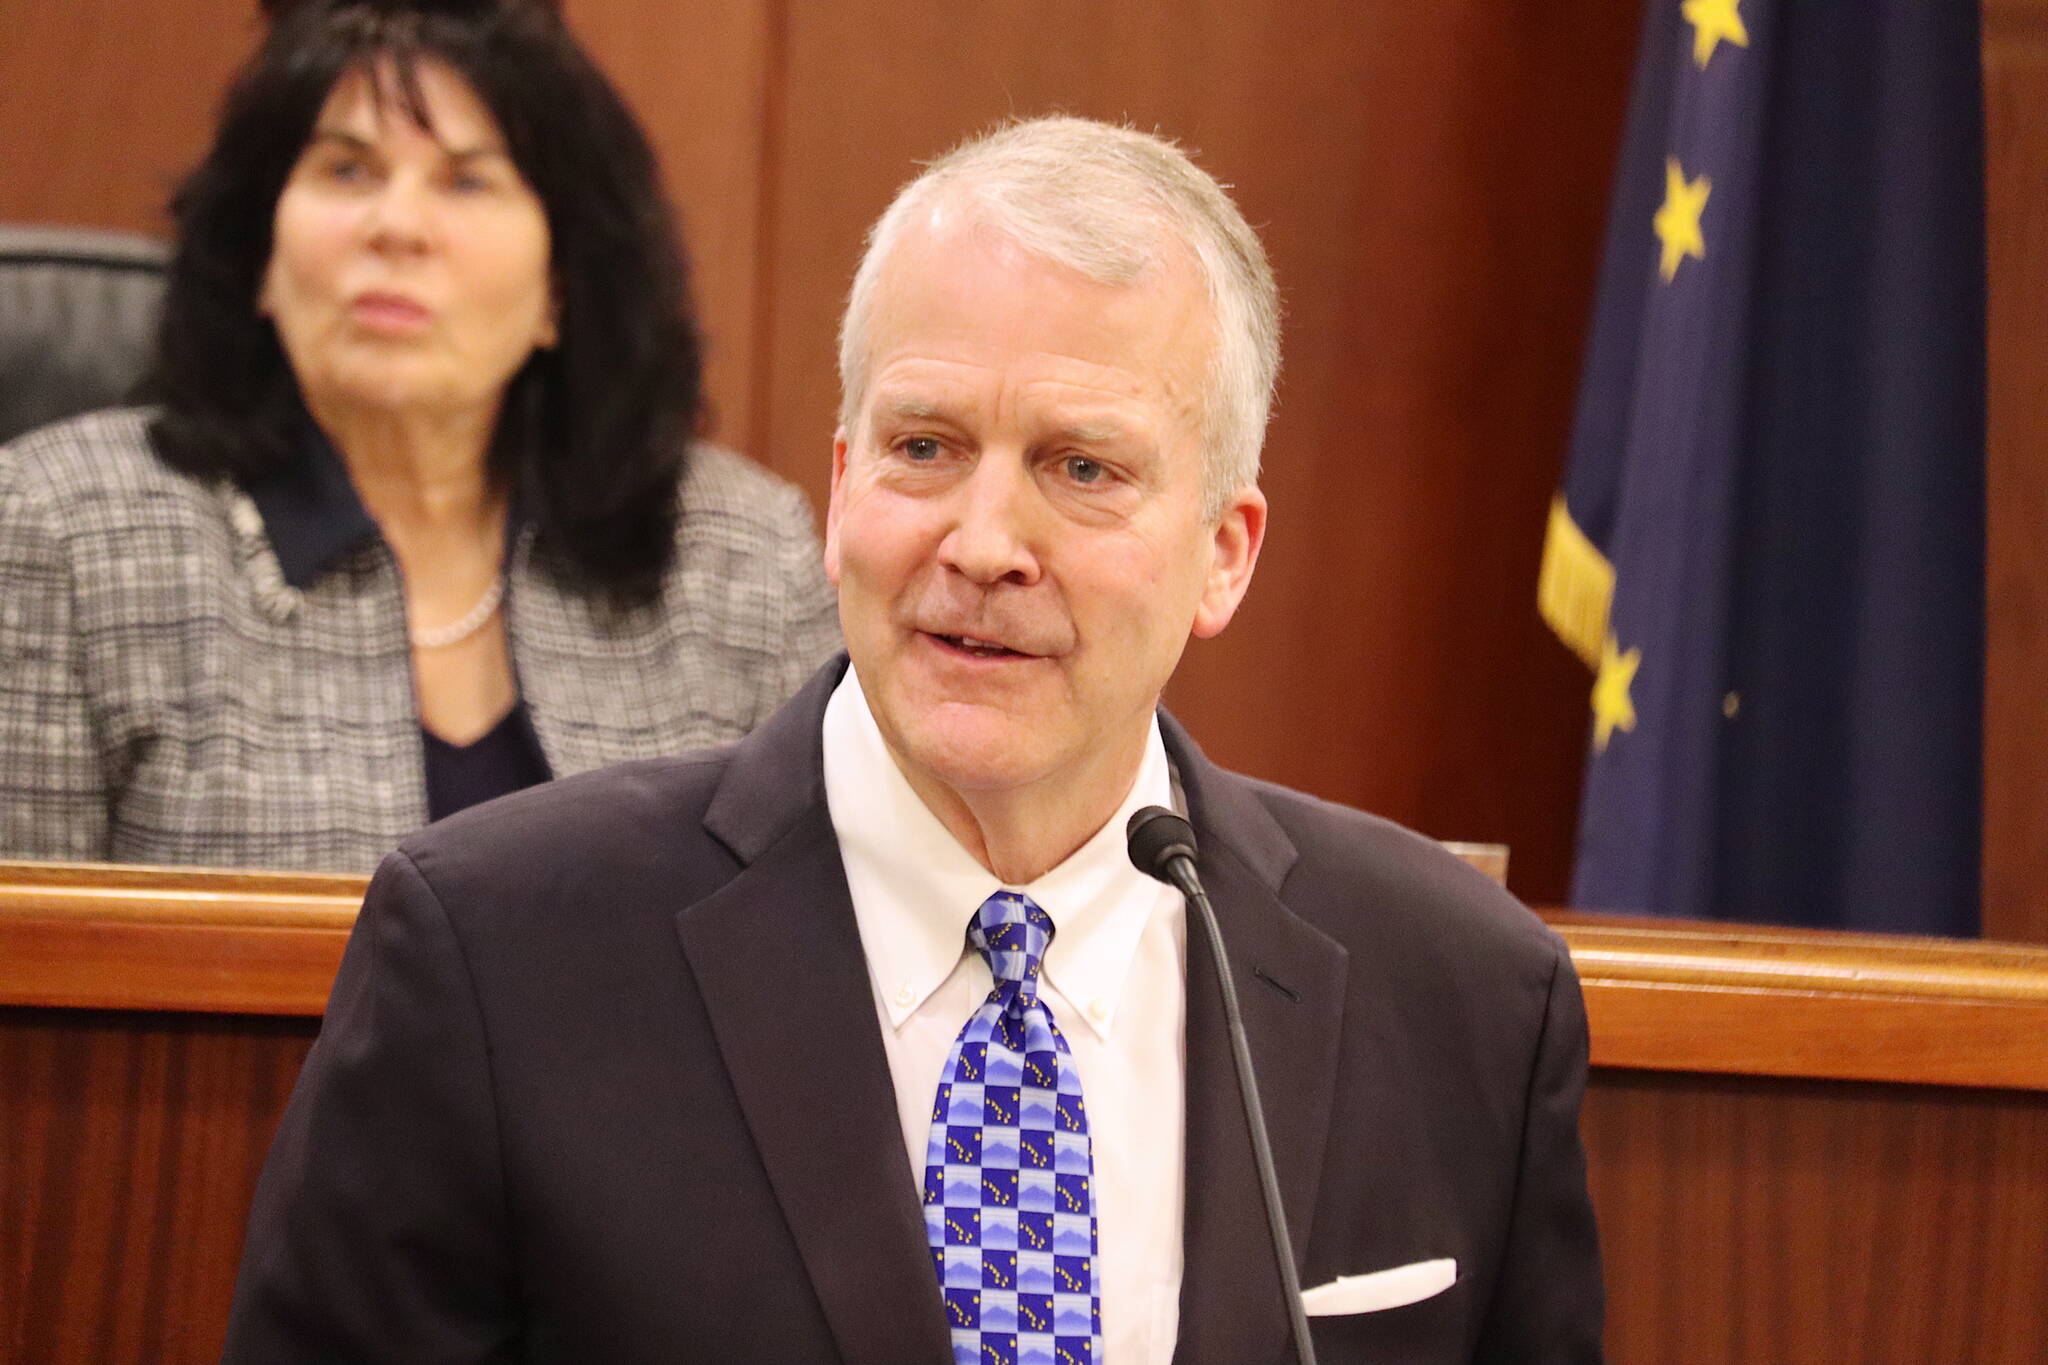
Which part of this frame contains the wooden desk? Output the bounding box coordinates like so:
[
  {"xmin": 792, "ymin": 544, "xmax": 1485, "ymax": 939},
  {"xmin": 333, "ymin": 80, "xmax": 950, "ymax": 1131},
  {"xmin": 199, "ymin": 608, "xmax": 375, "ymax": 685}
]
[
  {"xmin": 4, "ymin": 863, "xmax": 2045, "ymax": 1363},
  {"xmin": 1556, "ymin": 912, "xmax": 2048, "ymax": 1363}
]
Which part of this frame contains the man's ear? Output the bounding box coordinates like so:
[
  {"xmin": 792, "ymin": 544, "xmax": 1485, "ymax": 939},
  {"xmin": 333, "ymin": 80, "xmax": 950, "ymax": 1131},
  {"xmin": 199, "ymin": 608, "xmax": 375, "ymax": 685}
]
[
  {"xmin": 1191, "ymin": 486, "xmax": 1267, "ymax": 639},
  {"xmin": 824, "ymin": 430, "xmax": 850, "ymax": 585}
]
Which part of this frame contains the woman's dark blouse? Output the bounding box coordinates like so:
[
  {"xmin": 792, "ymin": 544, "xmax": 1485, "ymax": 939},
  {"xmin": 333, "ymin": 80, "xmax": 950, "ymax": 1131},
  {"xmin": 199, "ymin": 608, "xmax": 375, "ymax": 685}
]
[{"xmin": 423, "ymin": 704, "xmax": 552, "ymax": 823}]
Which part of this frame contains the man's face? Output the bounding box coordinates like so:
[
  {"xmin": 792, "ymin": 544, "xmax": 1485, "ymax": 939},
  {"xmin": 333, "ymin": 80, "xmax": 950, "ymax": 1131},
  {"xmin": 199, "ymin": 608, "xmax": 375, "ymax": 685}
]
[{"xmin": 827, "ymin": 212, "xmax": 1264, "ymax": 817}]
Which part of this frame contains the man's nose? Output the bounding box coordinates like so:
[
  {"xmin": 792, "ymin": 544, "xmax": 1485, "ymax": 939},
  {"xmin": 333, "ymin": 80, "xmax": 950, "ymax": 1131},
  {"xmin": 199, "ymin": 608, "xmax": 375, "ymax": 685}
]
[{"xmin": 938, "ymin": 457, "xmax": 1043, "ymax": 586}]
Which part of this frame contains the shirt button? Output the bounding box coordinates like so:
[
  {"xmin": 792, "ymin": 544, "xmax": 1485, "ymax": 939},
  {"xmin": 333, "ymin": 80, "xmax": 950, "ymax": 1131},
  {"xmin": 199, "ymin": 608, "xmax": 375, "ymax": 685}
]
[
  {"xmin": 894, "ymin": 983, "xmax": 914, "ymax": 1008},
  {"xmin": 1088, "ymin": 998, "xmax": 1109, "ymax": 1023}
]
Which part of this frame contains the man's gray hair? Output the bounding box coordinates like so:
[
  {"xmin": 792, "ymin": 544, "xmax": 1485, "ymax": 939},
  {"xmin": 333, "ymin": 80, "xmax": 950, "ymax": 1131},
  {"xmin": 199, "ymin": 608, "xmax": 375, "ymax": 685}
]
[{"xmin": 837, "ymin": 116, "xmax": 1280, "ymax": 517}]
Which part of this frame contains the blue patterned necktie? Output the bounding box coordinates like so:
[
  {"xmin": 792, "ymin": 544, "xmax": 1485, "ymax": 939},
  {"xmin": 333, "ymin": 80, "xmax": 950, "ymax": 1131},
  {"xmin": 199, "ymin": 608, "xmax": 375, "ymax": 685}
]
[{"xmin": 924, "ymin": 891, "xmax": 1104, "ymax": 1365}]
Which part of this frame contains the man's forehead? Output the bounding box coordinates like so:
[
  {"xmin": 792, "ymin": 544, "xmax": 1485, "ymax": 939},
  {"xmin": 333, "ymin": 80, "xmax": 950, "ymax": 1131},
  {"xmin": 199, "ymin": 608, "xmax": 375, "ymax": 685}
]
[
  {"xmin": 880, "ymin": 204, "xmax": 1179, "ymax": 297},
  {"xmin": 865, "ymin": 365, "xmax": 1185, "ymax": 447},
  {"xmin": 866, "ymin": 241, "xmax": 1207, "ymax": 369},
  {"xmin": 873, "ymin": 385, "xmax": 1143, "ymax": 443}
]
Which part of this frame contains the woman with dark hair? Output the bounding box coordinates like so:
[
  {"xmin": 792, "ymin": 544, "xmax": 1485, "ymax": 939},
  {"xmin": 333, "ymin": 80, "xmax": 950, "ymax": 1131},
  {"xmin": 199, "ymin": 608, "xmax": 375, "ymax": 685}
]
[{"xmin": 0, "ymin": 0, "xmax": 839, "ymax": 870}]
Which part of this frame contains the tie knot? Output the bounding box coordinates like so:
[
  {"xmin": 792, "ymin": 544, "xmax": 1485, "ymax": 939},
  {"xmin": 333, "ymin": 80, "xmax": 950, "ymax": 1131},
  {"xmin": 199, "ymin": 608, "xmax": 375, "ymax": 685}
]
[{"xmin": 968, "ymin": 891, "xmax": 1054, "ymax": 998}]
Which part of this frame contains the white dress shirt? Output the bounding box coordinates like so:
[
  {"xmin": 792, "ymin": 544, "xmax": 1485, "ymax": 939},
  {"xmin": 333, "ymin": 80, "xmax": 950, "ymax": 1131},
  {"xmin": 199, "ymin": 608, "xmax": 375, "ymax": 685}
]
[{"xmin": 822, "ymin": 667, "xmax": 1187, "ymax": 1365}]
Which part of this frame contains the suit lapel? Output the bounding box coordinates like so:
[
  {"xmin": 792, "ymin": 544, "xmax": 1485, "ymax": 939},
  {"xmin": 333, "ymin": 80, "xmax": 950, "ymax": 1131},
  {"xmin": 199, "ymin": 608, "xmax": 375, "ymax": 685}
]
[
  {"xmin": 1165, "ymin": 718, "xmax": 1349, "ymax": 1365},
  {"xmin": 673, "ymin": 661, "xmax": 953, "ymax": 1365},
  {"xmin": 668, "ymin": 677, "xmax": 1348, "ymax": 1365}
]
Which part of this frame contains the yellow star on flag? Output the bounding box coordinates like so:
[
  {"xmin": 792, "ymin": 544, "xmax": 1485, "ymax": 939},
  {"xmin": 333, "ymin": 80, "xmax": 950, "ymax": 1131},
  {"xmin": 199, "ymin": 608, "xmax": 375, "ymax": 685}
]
[
  {"xmin": 1682, "ymin": 0, "xmax": 1750, "ymax": 70},
  {"xmin": 1591, "ymin": 633, "xmax": 1640, "ymax": 753},
  {"xmin": 1653, "ymin": 157, "xmax": 1711, "ymax": 282}
]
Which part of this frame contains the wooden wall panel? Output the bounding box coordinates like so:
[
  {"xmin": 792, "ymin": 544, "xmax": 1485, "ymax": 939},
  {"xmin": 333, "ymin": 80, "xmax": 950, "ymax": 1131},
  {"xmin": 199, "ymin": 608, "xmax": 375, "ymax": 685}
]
[
  {"xmin": 1981, "ymin": 0, "xmax": 2048, "ymax": 944},
  {"xmin": 9, "ymin": 871, "xmax": 2048, "ymax": 1361},
  {"xmin": 756, "ymin": 0, "xmax": 1639, "ymax": 902},
  {"xmin": 0, "ymin": 0, "xmax": 775, "ymax": 457},
  {"xmin": 0, "ymin": 3, "xmax": 256, "ymax": 236},
  {"xmin": 0, "ymin": 1008, "xmax": 318, "ymax": 1365},
  {"xmin": 9, "ymin": 1016, "xmax": 2044, "ymax": 1363},
  {"xmin": 1586, "ymin": 1071, "xmax": 2048, "ymax": 1365},
  {"xmin": 559, "ymin": 0, "xmax": 775, "ymax": 455}
]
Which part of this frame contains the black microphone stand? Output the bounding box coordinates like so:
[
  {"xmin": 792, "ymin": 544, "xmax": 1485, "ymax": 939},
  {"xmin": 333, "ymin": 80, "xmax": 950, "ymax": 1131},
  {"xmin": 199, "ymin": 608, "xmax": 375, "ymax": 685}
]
[{"xmin": 1128, "ymin": 807, "xmax": 1317, "ymax": 1365}]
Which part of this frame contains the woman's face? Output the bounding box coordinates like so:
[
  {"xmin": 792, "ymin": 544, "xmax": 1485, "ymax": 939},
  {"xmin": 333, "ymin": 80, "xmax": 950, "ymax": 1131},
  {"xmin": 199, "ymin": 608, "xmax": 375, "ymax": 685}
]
[{"xmin": 261, "ymin": 58, "xmax": 555, "ymax": 429}]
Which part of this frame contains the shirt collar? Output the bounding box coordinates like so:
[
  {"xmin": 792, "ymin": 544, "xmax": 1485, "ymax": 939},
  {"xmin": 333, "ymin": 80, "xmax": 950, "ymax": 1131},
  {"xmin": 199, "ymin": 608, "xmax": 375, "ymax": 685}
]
[
  {"xmin": 239, "ymin": 421, "xmax": 379, "ymax": 589},
  {"xmin": 822, "ymin": 665, "xmax": 1177, "ymax": 1040},
  {"xmin": 241, "ymin": 420, "xmax": 534, "ymax": 590}
]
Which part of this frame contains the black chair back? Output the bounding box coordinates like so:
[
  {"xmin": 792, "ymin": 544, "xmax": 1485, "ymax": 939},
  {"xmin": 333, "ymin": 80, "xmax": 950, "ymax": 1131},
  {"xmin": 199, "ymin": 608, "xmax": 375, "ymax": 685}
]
[{"xmin": 0, "ymin": 225, "xmax": 167, "ymax": 446}]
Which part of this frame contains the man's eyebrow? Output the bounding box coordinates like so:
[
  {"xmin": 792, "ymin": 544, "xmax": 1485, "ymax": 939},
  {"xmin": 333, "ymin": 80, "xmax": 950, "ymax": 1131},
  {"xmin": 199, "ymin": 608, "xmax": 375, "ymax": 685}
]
[
  {"xmin": 1058, "ymin": 420, "xmax": 1125, "ymax": 444},
  {"xmin": 874, "ymin": 400, "xmax": 1129, "ymax": 446}
]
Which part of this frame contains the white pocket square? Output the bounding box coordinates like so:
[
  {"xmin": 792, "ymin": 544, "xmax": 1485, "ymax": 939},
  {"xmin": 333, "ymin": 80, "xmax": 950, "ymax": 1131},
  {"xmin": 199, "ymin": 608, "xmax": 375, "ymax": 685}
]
[{"xmin": 1299, "ymin": 1258, "xmax": 1457, "ymax": 1317}]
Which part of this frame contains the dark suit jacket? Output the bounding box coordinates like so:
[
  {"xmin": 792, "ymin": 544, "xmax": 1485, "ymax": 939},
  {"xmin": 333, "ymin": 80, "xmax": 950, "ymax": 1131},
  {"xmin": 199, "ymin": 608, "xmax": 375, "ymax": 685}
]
[{"xmin": 224, "ymin": 659, "xmax": 1603, "ymax": 1363}]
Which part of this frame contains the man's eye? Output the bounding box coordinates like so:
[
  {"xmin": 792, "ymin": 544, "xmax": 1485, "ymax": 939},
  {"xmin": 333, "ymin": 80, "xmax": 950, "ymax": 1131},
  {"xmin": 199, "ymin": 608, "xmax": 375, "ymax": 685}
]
[
  {"xmin": 1063, "ymin": 455, "xmax": 1106, "ymax": 484},
  {"xmin": 901, "ymin": 437, "xmax": 943, "ymax": 461}
]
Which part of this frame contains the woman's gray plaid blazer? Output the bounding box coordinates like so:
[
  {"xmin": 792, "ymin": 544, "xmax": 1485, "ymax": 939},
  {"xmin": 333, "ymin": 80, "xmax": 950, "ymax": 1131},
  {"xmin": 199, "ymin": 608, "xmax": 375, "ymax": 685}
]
[{"xmin": 0, "ymin": 409, "xmax": 842, "ymax": 872}]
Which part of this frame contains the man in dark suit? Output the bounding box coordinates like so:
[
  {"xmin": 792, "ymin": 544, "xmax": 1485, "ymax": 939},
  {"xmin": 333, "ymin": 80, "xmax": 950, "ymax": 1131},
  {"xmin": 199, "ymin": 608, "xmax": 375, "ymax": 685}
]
[{"xmin": 225, "ymin": 117, "xmax": 1602, "ymax": 1364}]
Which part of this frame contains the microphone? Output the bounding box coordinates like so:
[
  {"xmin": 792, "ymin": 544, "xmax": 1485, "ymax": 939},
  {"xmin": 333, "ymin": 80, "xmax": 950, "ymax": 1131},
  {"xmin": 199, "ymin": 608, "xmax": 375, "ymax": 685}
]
[
  {"xmin": 1125, "ymin": 805, "xmax": 1201, "ymax": 896},
  {"xmin": 1126, "ymin": 806, "xmax": 1317, "ymax": 1365}
]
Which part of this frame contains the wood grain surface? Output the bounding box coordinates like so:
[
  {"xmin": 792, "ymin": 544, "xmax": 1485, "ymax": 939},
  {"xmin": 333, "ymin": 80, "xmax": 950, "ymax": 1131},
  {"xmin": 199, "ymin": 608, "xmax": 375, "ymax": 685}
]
[
  {"xmin": 556, "ymin": 0, "xmax": 777, "ymax": 455},
  {"xmin": 1559, "ymin": 912, "xmax": 2048, "ymax": 1091},
  {"xmin": 1981, "ymin": 0, "xmax": 2048, "ymax": 944},
  {"xmin": 12, "ymin": 866, "xmax": 2048, "ymax": 1090},
  {"xmin": 12, "ymin": 1012, "xmax": 2036, "ymax": 1364},
  {"xmin": 6, "ymin": 866, "xmax": 2048, "ymax": 1361},
  {"xmin": 0, "ymin": 863, "xmax": 358, "ymax": 1014},
  {"xmin": 0, "ymin": 1007, "xmax": 318, "ymax": 1365},
  {"xmin": 1587, "ymin": 1069, "xmax": 2048, "ymax": 1365}
]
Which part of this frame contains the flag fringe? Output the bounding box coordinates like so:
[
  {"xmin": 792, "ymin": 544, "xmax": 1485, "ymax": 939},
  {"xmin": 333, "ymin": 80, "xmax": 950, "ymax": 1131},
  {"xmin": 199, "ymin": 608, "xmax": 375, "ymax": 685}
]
[{"xmin": 1538, "ymin": 494, "xmax": 1613, "ymax": 671}]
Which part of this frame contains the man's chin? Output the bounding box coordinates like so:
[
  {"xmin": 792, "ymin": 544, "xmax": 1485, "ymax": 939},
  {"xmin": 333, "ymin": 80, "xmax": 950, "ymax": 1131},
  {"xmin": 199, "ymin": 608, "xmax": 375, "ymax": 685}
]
[{"xmin": 885, "ymin": 709, "xmax": 1066, "ymax": 799}]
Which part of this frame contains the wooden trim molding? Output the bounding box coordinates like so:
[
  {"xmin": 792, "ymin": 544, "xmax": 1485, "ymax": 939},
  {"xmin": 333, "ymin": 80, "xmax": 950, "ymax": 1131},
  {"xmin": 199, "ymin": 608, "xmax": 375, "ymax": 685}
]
[
  {"xmin": 1553, "ymin": 912, "xmax": 2048, "ymax": 1092},
  {"xmin": 4, "ymin": 862, "xmax": 2046, "ymax": 1091},
  {"xmin": 0, "ymin": 861, "xmax": 360, "ymax": 1016}
]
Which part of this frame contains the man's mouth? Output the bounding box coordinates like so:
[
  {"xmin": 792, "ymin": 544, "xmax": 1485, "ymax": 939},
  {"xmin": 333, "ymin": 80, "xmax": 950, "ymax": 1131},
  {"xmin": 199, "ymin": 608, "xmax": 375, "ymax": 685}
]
[{"xmin": 930, "ymin": 632, "xmax": 1030, "ymax": 660}]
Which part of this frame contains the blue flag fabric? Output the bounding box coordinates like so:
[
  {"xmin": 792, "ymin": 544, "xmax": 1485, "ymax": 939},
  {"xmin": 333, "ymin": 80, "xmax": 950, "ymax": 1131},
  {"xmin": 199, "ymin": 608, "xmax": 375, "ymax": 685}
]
[{"xmin": 1540, "ymin": 0, "xmax": 1984, "ymax": 934}]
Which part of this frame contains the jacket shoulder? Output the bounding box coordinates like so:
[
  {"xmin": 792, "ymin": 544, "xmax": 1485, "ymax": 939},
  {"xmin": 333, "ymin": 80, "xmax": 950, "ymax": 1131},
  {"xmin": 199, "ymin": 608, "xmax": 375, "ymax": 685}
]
[
  {"xmin": 0, "ymin": 407, "xmax": 233, "ymax": 554},
  {"xmin": 677, "ymin": 442, "xmax": 816, "ymax": 535},
  {"xmin": 394, "ymin": 749, "xmax": 746, "ymax": 910},
  {"xmin": 1243, "ymin": 775, "xmax": 1565, "ymax": 969},
  {"xmin": 0, "ymin": 406, "xmax": 243, "ymax": 613},
  {"xmin": 0, "ymin": 407, "xmax": 200, "ymax": 502}
]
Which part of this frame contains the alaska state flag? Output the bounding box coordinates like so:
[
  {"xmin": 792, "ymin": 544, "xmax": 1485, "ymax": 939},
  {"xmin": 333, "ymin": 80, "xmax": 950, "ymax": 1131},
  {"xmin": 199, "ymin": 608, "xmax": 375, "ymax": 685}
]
[{"xmin": 1540, "ymin": 0, "xmax": 1984, "ymax": 934}]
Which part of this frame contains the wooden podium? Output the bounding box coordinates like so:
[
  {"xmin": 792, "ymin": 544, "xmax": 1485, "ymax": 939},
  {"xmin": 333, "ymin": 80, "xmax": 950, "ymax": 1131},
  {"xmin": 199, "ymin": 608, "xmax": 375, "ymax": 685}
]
[{"xmin": 4, "ymin": 860, "xmax": 2046, "ymax": 1363}]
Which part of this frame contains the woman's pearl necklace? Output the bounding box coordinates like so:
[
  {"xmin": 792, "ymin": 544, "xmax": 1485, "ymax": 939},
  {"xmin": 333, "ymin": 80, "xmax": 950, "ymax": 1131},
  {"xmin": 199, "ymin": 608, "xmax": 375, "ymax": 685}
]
[{"xmin": 409, "ymin": 576, "xmax": 505, "ymax": 650}]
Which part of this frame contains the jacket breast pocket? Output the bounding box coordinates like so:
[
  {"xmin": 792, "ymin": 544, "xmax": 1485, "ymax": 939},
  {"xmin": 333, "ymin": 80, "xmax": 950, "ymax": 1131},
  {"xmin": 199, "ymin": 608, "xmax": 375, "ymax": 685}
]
[{"xmin": 1305, "ymin": 1272, "xmax": 1472, "ymax": 1365}]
